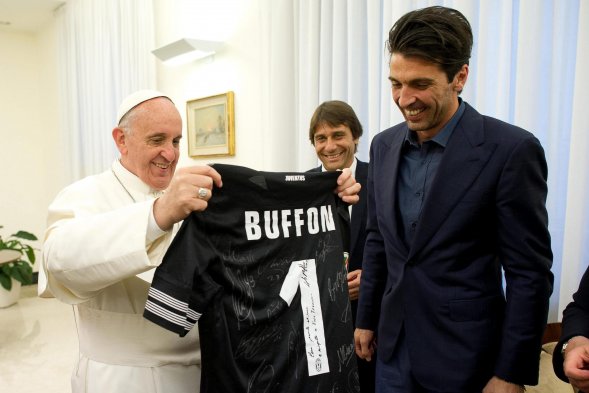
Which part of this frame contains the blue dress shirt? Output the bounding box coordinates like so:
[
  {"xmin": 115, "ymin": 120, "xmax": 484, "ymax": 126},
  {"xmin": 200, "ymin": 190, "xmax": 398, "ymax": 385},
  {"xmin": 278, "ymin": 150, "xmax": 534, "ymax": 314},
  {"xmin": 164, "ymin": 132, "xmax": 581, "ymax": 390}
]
[{"xmin": 397, "ymin": 99, "xmax": 466, "ymax": 246}]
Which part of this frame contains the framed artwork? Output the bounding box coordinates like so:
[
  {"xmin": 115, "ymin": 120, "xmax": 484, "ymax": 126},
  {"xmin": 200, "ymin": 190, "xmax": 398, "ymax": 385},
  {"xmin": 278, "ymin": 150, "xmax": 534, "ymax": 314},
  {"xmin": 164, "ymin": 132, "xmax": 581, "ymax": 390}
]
[{"xmin": 186, "ymin": 91, "xmax": 235, "ymax": 157}]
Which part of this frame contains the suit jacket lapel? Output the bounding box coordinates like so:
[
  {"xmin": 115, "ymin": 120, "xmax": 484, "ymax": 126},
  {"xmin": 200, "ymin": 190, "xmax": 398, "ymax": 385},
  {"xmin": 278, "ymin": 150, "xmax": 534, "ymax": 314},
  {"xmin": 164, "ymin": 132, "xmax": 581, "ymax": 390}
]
[
  {"xmin": 408, "ymin": 105, "xmax": 497, "ymax": 261},
  {"xmin": 350, "ymin": 161, "xmax": 367, "ymax": 253},
  {"xmin": 378, "ymin": 130, "xmax": 410, "ymax": 256}
]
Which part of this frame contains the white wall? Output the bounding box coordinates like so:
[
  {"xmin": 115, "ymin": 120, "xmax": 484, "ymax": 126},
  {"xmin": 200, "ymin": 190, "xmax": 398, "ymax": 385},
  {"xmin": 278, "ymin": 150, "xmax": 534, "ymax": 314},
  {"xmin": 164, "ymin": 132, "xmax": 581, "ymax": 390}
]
[
  {"xmin": 153, "ymin": 0, "xmax": 302, "ymax": 172},
  {"xmin": 0, "ymin": 22, "xmax": 62, "ymax": 269}
]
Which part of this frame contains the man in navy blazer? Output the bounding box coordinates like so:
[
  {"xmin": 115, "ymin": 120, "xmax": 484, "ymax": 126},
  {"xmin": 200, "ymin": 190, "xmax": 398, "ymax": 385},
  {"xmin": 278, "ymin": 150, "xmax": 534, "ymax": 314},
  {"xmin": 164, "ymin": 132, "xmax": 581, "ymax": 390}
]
[
  {"xmin": 354, "ymin": 6, "xmax": 554, "ymax": 393},
  {"xmin": 308, "ymin": 100, "xmax": 375, "ymax": 393},
  {"xmin": 553, "ymin": 265, "xmax": 589, "ymax": 391}
]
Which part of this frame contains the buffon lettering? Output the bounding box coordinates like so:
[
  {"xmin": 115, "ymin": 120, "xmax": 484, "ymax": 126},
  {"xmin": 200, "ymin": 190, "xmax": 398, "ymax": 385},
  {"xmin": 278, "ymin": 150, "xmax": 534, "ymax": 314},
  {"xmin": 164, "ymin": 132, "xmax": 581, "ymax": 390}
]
[{"xmin": 244, "ymin": 205, "xmax": 335, "ymax": 240}]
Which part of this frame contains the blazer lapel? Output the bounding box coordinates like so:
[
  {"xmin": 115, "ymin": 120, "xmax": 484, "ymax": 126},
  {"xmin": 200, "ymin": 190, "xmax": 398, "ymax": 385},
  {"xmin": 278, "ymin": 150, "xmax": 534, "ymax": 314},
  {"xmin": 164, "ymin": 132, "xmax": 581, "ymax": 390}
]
[
  {"xmin": 377, "ymin": 130, "xmax": 410, "ymax": 256},
  {"xmin": 408, "ymin": 105, "xmax": 496, "ymax": 261}
]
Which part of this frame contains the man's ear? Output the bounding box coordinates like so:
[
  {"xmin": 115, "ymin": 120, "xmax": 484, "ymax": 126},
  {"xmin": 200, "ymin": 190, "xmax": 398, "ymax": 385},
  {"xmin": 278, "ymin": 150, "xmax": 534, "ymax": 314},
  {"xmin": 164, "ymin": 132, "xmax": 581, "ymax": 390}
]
[
  {"xmin": 112, "ymin": 127, "xmax": 128, "ymax": 155},
  {"xmin": 454, "ymin": 64, "xmax": 469, "ymax": 93}
]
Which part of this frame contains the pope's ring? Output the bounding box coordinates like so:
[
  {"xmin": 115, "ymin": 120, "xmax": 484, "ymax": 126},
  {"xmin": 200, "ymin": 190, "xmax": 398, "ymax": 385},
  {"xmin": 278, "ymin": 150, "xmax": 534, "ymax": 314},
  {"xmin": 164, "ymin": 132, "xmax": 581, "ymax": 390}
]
[{"xmin": 198, "ymin": 187, "xmax": 208, "ymax": 199}]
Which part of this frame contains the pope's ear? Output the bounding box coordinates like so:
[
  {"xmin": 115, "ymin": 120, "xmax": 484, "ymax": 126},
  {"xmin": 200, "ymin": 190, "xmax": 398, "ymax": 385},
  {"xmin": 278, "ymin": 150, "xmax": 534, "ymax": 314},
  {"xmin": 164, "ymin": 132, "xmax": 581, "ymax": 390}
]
[{"xmin": 112, "ymin": 127, "xmax": 127, "ymax": 154}]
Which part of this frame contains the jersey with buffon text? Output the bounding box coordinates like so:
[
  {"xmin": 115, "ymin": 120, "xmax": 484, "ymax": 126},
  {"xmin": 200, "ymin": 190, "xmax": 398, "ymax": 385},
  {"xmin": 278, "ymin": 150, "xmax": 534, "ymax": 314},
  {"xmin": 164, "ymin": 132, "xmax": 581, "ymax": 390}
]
[{"xmin": 143, "ymin": 164, "xmax": 359, "ymax": 393}]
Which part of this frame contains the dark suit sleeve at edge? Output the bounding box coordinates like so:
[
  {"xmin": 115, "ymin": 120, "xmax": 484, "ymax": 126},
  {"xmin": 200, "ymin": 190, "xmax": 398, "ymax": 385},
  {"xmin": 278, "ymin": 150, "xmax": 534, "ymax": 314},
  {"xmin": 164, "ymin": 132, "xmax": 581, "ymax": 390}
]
[
  {"xmin": 553, "ymin": 266, "xmax": 589, "ymax": 382},
  {"xmin": 494, "ymin": 134, "xmax": 554, "ymax": 385}
]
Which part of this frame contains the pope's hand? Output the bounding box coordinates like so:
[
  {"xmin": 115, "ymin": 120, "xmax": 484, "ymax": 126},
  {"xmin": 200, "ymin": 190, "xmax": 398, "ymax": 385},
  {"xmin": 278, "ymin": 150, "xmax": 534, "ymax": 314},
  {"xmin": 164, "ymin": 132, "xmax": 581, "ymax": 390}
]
[{"xmin": 153, "ymin": 165, "xmax": 222, "ymax": 230}]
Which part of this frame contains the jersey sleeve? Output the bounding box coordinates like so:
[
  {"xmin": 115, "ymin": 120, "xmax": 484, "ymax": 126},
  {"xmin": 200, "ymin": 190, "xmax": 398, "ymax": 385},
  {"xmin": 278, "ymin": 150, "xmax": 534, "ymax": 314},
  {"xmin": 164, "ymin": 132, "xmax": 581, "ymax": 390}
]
[{"xmin": 144, "ymin": 212, "xmax": 220, "ymax": 336}]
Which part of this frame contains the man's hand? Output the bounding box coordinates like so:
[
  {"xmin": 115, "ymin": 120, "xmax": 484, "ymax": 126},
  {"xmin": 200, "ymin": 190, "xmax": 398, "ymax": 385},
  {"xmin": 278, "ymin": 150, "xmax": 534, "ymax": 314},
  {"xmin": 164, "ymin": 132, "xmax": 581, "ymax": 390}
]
[
  {"xmin": 354, "ymin": 328, "xmax": 376, "ymax": 361},
  {"xmin": 336, "ymin": 168, "xmax": 361, "ymax": 205},
  {"xmin": 563, "ymin": 335, "xmax": 589, "ymax": 391},
  {"xmin": 347, "ymin": 269, "xmax": 361, "ymax": 301},
  {"xmin": 153, "ymin": 165, "xmax": 222, "ymax": 230},
  {"xmin": 482, "ymin": 376, "xmax": 525, "ymax": 393}
]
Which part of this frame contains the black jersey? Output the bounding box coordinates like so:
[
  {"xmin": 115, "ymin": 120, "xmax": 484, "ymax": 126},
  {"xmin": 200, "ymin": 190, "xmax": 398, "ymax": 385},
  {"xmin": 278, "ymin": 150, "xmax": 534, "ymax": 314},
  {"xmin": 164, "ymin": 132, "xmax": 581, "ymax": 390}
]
[{"xmin": 144, "ymin": 164, "xmax": 359, "ymax": 393}]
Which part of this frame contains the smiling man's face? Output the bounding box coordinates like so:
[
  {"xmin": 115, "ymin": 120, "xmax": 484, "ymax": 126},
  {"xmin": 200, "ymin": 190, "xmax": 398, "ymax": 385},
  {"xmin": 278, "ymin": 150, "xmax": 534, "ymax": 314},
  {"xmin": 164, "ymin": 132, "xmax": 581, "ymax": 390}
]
[
  {"xmin": 115, "ymin": 97, "xmax": 183, "ymax": 190},
  {"xmin": 313, "ymin": 122, "xmax": 358, "ymax": 171},
  {"xmin": 389, "ymin": 53, "xmax": 467, "ymax": 142}
]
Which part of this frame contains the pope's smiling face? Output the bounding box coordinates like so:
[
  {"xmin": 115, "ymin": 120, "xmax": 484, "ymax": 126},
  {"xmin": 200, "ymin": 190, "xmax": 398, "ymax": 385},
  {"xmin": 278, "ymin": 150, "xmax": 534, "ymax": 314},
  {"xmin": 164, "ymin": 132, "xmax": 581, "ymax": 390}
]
[
  {"xmin": 114, "ymin": 97, "xmax": 182, "ymax": 190},
  {"xmin": 313, "ymin": 122, "xmax": 358, "ymax": 171}
]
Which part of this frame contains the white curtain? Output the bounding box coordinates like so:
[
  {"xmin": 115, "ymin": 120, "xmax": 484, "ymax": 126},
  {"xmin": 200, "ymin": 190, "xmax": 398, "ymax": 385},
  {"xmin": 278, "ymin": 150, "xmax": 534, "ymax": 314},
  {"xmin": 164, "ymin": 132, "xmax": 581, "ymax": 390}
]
[
  {"xmin": 284, "ymin": 0, "xmax": 589, "ymax": 321},
  {"xmin": 56, "ymin": 0, "xmax": 156, "ymax": 182},
  {"xmin": 560, "ymin": 1, "xmax": 589, "ymax": 317}
]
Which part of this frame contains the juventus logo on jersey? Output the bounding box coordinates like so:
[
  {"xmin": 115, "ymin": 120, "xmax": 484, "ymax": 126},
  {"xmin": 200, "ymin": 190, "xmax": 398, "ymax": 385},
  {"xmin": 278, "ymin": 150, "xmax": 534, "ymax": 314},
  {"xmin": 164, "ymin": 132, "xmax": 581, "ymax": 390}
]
[{"xmin": 285, "ymin": 175, "xmax": 306, "ymax": 181}]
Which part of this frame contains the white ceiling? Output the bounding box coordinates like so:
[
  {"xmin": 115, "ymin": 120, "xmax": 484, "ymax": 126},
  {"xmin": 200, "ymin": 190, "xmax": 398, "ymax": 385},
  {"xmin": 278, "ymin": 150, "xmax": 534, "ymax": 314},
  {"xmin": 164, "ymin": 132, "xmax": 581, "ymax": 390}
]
[{"xmin": 0, "ymin": 0, "xmax": 65, "ymax": 34}]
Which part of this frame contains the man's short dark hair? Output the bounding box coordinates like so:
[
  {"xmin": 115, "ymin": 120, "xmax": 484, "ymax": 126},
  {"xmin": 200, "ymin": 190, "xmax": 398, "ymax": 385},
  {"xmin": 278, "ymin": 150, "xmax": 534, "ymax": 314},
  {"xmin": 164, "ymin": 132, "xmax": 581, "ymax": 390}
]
[
  {"xmin": 309, "ymin": 100, "xmax": 363, "ymax": 147},
  {"xmin": 387, "ymin": 6, "xmax": 473, "ymax": 82}
]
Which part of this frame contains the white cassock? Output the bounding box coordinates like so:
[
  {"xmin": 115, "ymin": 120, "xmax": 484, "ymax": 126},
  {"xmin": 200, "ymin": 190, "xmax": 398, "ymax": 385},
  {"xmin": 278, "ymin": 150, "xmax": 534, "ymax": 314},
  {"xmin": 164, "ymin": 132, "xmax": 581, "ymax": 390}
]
[{"xmin": 38, "ymin": 160, "xmax": 200, "ymax": 393}]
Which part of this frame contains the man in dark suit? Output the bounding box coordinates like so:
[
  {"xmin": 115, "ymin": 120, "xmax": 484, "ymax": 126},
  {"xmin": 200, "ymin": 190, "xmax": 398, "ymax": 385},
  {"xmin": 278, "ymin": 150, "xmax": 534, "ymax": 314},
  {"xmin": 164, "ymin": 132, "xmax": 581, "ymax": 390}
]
[
  {"xmin": 353, "ymin": 6, "xmax": 554, "ymax": 393},
  {"xmin": 553, "ymin": 266, "xmax": 589, "ymax": 392},
  {"xmin": 308, "ymin": 100, "xmax": 374, "ymax": 393}
]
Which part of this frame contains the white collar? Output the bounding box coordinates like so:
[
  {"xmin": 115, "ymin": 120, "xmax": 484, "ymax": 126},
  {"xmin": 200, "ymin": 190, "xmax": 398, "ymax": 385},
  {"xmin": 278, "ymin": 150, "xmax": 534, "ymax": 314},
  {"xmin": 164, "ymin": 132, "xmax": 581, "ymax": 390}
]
[{"xmin": 111, "ymin": 160, "xmax": 162, "ymax": 201}]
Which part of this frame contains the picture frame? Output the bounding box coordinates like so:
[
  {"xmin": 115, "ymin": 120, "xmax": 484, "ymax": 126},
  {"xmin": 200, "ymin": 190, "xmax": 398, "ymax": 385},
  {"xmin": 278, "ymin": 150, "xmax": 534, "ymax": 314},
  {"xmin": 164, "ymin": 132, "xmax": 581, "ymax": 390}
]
[{"xmin": 186, "ymin": 91, "xmax": 235, "ymax": 158}]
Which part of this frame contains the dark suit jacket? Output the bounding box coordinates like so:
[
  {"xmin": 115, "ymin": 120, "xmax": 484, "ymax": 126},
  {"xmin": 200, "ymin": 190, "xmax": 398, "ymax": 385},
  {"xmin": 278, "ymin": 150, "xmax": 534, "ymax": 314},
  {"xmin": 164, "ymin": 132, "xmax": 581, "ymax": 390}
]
[
  {"xmin": 553, "ymin": 266, "xmax": 589, "ymax": 383},
  {"xmin": 310, "ymin": 160, "xmax": 368, "ymax": 321},
  {"xmin": 356, "ymin": 103, "xmax": 554, "ymax": 391}
]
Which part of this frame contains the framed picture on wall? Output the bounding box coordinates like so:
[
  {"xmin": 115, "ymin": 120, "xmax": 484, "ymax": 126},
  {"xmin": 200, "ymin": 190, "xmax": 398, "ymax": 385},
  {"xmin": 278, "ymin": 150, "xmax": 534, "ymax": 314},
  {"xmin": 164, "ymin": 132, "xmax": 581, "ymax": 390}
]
[{"xmin": 186, "ymin": 91, "xmax": 235, "ymax": 158}]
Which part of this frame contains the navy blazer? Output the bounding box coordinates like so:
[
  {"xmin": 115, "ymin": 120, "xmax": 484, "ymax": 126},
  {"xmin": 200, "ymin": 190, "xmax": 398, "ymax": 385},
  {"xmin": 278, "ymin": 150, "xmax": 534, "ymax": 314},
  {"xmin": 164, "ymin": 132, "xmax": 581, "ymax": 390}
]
[
  {"xmin": 356, "ymin": 103, "xmax": 554, "ymax": 390},
  {"xmin": 553, "ymin": 266, "xmax": 589, "ymax": 382}
]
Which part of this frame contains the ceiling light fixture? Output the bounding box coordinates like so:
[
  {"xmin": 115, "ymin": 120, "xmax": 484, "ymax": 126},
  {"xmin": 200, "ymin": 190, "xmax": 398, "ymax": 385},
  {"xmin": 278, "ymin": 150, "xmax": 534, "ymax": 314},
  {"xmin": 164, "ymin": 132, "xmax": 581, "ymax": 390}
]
[{"xmin": 152, "ymin": 38, "xmax": 223, "ymax": 66}]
